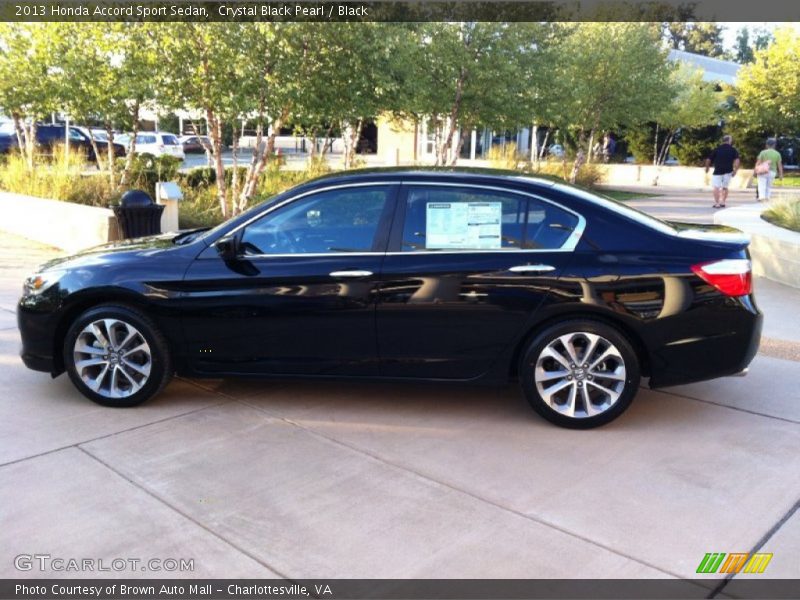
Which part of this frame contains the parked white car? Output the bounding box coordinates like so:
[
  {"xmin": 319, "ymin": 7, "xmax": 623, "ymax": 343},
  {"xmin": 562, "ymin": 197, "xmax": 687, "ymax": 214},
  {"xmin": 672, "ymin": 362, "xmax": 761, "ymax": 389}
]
[{"xmin": 117, "ymin": 132, "xmax": 185, "ymax": 160}]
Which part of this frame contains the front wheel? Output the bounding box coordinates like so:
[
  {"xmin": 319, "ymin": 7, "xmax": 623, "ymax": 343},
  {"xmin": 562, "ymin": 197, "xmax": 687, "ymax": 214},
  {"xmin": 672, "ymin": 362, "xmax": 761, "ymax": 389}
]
[
  {"xmin": 519, "ymin": 320, "xmax": 640, "ymax": 429},
  {"xmin": 63, "ymin": 304, "xmax": 172, "ymax": 407}
]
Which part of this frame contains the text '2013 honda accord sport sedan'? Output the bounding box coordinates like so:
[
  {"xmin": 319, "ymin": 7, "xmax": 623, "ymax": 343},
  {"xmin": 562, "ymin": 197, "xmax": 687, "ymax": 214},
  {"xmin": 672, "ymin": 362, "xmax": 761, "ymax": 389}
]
[{"xmin": 18, "ymin": 169, "xmax": 762, "ymax": 428}]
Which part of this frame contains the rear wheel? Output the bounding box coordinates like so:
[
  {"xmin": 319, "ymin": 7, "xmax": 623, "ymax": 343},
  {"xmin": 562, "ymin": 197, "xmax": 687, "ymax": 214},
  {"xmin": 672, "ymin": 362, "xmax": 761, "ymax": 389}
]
[
  {"xmin": 519, "ymin": 320, "xmax": 640, "ymax": 428},
  {"xmin": 63, "ymin": 305, "xmax": 172, "ymax": 407}
]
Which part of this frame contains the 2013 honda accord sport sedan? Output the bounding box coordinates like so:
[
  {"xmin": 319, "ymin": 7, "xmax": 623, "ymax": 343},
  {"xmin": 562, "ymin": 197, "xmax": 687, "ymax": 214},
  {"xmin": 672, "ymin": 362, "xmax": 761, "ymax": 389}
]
[{"xmin": 17, "ymin": 169, "xmax": 762, "ymax": 428}]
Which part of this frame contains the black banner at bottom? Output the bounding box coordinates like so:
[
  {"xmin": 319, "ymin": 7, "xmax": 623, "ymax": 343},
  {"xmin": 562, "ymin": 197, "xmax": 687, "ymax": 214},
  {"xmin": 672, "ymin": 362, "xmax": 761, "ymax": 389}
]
[{"xmin": 2, "ymin": 579, "xmax": 799, "ymax": 600}]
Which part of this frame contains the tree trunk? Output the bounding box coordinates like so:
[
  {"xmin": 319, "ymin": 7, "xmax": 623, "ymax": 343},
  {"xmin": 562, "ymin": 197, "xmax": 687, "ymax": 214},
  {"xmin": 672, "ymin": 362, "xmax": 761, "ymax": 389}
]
[
  {"xmin": 207, "ymin": 109, "xmax": 228, "ymax": 219},
  {"xmin": 230, "ymin": 120, "xmax": 241, "ymax": 215},
  {"xmin": 105, "ymin": 123, "xmax": 117, "ymax": 190},
  {"xmin": 438, "ymin": 66, "xmax": 467, "ymax": 167},
  {"xmin": 570, "ymin": 130, "xmax": 587, "ymax": 184},
  {"xmin": 342, "ymin": 118, "xmax": 362, "ymax": 169},
  {"xmin": 587, "ymin": 129, "xmax": 596, "ymax": 164},
  {"xmin": 658, "ymin": 130, "xmax": 675, "ymax": 166},
  {"xmin": 11, "ymin": 113, "xmax": 26, "ymax": 161},
  {"xmin": 240, "ymin": 120, "xmax": 264, "ymax": 211},
  {"xmin": 538, "ymin": 129, "xmax": 550, "ymax": 162},
  {"xmin": 23, "ymin": 121, "xmax": 37, "ymax": 171},
  {"xmin": 239, "ymin": 110, "xmax": 286, "ymax": 210},
  {"xmin": 450, "ymin": 132, "xmax": 466, "ymax": 166},
  {"xmin": 120, "ymin": 100, "xmax": 141, "ymax": 187},
  {"xmin": 653, "ymin": 123, "xmax": 659, "ymax": 166},
  {"xmin": 320, "ymin": 124, "xmax": 334, "ymax": 157},
  {"xmin": 87, "ymin": 130, "xmax": 105, "ymax": 173}
]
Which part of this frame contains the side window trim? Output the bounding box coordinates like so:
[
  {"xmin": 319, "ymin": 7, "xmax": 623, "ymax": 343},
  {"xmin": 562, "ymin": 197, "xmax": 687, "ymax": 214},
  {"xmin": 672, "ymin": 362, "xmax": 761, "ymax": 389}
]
[
  {"xmin": 387, "ymin": 182, "xmax": 585, "ymax": 254},
  {"xmin": 229, "ymin": 182, "xmax": 400, "ymax": 259}
]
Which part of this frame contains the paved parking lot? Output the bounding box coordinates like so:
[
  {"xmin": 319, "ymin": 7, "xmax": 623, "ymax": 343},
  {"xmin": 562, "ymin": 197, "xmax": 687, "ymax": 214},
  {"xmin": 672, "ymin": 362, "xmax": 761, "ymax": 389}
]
[{"xmin": 1, "ymin": 187, "xmax": 799, "ymax": 585}]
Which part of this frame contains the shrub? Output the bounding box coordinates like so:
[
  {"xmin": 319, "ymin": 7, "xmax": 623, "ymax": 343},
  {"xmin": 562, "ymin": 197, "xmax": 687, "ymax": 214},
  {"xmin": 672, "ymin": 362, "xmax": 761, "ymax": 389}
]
[
  {"xmin": 487, "ymin": 142, "xmax": 521, "ymax": 170},
  {"xmin": 119, "ymin": 154, "xmax": 182, "ymax": 199},
  {"xmin": 0, "ymin": 151, "xmax": 116, "ymax": 206},
  {"xmin": 526, "ymin": 161, "xmax": 604, "ymax": 187},
  {"xmin": 179, "ymin": 186, "xmax": 224, "ymax": 229},
  {"xmin": 672, "ymin": 124, "xmax": 722, "ymax": 166},
  {"xmin": 762, "ymin": 199, "xmax": 800, "ymax": 233}
]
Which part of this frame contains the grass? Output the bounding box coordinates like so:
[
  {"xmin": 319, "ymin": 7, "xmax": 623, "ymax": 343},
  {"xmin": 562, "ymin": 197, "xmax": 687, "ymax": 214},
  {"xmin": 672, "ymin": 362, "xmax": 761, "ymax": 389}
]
[
  {"xmin": 600, "ymin": 189, "xmax": 661, "ymax": 201},
  {"xmin": 772, "ymin": 173, "xmax": 800, "ymax": 188},
  {"xmin": 0, "ymin": 150, "xmax": 115, "ymax": 206},
  {"xmin": 762, "ymin": 199, "xmax": 800, "ymax": 233}
]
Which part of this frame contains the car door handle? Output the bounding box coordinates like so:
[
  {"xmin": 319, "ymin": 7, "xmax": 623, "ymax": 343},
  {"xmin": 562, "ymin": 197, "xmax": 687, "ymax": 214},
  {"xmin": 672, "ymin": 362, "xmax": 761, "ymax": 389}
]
[
  {"xmin": 329, "ymin": 270, "xmax": 374, "ymax": 278},
  {"xmin": 508, "ymin": 264, "xmax": 557, "ymax": 273}
]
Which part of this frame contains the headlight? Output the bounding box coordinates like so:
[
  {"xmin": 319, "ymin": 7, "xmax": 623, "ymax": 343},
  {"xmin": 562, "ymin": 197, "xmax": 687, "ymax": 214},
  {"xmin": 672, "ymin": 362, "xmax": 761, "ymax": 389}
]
[{"xmin": 23, "ymin": 270, "xmax": 65, "ymax": 296}]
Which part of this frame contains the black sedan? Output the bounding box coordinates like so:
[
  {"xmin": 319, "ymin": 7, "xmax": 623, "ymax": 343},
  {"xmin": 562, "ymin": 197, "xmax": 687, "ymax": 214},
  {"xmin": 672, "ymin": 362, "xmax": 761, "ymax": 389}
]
[
  {"xmin": 17, "ymin": 169, "xmax": 761, "ymax": 428},
  {"xmin": 0, "ymin": 125, "xmax": 126, "ymax": 162}
]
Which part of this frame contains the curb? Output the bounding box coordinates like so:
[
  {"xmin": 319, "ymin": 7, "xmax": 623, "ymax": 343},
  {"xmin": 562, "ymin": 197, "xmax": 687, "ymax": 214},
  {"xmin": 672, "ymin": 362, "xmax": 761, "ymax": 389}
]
[{"xmin": 714, "ymin": 203, "xmax": 800, "ymax": 289}]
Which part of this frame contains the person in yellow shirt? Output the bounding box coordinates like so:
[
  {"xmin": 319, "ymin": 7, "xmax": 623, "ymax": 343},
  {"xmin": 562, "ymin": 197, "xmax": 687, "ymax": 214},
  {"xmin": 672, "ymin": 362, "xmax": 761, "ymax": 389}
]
[{"xmin": 754, "ymin": 138, "xmax": 784, "ymax": 202}]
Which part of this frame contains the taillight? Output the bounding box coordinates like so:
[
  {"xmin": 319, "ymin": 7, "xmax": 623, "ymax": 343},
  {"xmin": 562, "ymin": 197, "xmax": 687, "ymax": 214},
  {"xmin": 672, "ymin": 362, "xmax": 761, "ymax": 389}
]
[{"xmin": 691, "ymin": 259, "xmax": 752, "ymax": 296}]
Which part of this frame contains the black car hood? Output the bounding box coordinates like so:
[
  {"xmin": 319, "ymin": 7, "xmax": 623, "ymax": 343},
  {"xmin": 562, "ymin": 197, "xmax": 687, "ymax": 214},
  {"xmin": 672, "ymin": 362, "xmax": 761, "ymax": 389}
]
[{"xmin": 37, "ymin": 233, "xmax": 189, "ymax": 273}]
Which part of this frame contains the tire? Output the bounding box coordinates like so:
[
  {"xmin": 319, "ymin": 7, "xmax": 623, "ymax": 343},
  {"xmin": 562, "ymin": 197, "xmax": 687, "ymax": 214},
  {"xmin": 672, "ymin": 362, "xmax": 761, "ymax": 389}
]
[
  {"xmin": 519, "ymin": 319, "xmax": 640, "ymax": 429},
  {"xmin": 63, "ymin": 304, "xmax": 172, "ymax": 407}
]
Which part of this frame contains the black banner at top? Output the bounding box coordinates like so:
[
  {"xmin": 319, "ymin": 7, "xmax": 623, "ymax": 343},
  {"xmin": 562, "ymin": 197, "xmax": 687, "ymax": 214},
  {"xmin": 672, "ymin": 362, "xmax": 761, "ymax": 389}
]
[{"xmin": 4, "ymin": 0, "xmax": 800, "ymax": 22}]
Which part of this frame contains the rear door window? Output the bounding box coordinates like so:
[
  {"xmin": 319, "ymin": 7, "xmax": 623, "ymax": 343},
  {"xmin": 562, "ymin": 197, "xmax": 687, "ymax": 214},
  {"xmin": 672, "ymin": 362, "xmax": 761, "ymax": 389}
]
[
  {"xmin": 162, "ymin": 135, "xmax": 179, "ymax": 145},
  {"xmin": 399, "ymin": 186, "xmax": 579, "ymax": 252}
]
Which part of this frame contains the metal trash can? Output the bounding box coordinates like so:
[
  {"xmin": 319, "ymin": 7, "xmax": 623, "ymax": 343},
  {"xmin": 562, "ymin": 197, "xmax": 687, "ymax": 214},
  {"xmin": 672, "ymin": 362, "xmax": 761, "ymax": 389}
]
[{"xmin": 113, "ymin": 190, "xmax": 164, "ymax": 239}]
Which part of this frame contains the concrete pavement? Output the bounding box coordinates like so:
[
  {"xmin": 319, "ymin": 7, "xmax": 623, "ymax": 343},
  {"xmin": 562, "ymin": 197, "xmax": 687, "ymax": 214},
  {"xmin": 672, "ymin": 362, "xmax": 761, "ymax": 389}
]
[{"xmin": 1, "ymin": 186, "xmax": 799, "ymax": 585}]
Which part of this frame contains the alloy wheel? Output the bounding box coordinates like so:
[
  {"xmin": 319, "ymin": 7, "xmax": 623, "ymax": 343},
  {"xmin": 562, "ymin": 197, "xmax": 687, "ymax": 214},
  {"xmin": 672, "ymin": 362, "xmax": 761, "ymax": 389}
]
[
  {"xmin": 534, "ymin": 332, "xmax": 627, "ymax": 419},
  {"xmin": 72, "ymin": 318, "xmax": 152, "ymax": 399}
]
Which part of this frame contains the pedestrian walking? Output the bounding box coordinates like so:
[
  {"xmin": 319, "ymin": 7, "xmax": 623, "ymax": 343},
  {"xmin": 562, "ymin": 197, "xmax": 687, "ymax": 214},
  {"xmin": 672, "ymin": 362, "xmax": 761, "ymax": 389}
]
[
  {"xmin": 754, "ymin": 138, "xmax": 783, "ymax": 202},
  {"xmin": 704, "ymin": 135, "xmax": 740, "ymax": 209}
]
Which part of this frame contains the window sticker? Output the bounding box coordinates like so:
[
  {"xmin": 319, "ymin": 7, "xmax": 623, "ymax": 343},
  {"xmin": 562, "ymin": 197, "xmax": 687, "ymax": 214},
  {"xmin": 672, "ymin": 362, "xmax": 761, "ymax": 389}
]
[{"xmin": 426, "ymin": 202, "xmax": 502, "ymax": 249}]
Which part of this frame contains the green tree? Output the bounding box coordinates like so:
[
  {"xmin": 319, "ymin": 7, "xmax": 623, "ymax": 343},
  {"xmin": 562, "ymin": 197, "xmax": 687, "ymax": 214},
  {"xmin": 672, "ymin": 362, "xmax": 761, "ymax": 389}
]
[
  {"xmin": 397, "ymin": 22, "xmax": 555, "ymax": 165},
  {"xmin": 554, "ymin": 23, "xmax": 673, "ymax": 180},
  {"xmin": 665, "ymin": 22, "xmax": 725, "ymax": 58},
  {"xmin": 57, "ymin": 23, "xmax": 160, "ymax": 187},
  {"xmin": 733, "ymin": 27, "xmax": 774, "ymax": 64},
  {"xmin": 0, "ymin": 23, "xmax": 61, "ymax": 169},
  {"xmin": 654, "ymin": 65, "xmax": 721, "ymax": 164},
  {"xmin": 736, "ymin": 27, "xmax": 800, "ymax": 138},
  {"xmin": 280, "ymin": 23, "xmax": 402, "ymax": 170}
]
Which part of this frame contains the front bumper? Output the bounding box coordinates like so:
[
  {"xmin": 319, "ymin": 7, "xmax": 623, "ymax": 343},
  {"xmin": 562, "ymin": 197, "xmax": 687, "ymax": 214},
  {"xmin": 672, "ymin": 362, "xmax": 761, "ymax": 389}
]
[
  {"xmin": 21, "ymin": 351, "xmax": 55, "ymax": 373},
  {"xmin": 17, "ymin": 297, "xmax": 63, "ymax": 376}
]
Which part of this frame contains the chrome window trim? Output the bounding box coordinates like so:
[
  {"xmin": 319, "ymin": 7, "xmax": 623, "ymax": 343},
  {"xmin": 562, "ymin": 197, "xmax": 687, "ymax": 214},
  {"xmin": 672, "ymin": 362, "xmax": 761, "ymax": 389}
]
[{"xmin": 219, "ymin": 180, "xmax": 585, "ymax": 259}]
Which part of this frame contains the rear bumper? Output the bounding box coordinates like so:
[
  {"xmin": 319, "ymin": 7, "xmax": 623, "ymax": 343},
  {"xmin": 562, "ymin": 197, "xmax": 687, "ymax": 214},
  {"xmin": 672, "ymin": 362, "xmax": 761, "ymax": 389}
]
[{"xmin": 647, "ymin": 299, "xmax": 762, "ymax": 388}]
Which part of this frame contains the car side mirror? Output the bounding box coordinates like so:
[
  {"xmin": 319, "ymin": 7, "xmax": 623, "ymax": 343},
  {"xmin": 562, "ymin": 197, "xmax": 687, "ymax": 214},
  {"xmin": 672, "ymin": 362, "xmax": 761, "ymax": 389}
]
[{"xmin": 215, "ymin": 236, "xmax": 239, "ymax": 260}]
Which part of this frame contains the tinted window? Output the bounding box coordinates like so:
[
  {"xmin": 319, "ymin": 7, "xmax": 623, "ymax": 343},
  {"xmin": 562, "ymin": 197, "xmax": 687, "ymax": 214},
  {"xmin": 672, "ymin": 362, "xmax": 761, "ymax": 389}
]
[
  {"xmin": 136, "ymin": 135, "xmax": 156, "ymax": 144},
  {"xmin": 240, "ymin": 187, "xmax": 390, "ymax": 255},
  {"xmin": 37, "ymin": 127, "xmax": 60, "ymax": 141},
  {"xmin": 400, "ymin": 186, "xmax": 578, "ymax": 252},
  {"xmin": 162, "ymin": 135, "xmax": 179, "ymax": 145}
]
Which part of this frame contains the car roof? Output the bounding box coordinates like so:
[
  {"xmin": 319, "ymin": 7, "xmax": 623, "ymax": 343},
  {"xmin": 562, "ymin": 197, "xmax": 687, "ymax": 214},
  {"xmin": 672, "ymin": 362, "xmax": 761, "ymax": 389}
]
[{"xmin": 300, "ymin": 166, "xmax": 560, "ymax": 189}]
